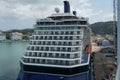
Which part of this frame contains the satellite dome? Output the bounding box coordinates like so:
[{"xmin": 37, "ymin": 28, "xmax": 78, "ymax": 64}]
[{"xmin": 55, "ymin": 7, "xmax": 60, "ymax": 13}]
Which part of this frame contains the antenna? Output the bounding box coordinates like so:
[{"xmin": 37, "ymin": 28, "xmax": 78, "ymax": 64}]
[{"xmin": 73, "ymin": 11, "xmax": 77, "ymax": 16}]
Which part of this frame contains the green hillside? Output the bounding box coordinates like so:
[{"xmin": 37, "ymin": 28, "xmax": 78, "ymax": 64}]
[
  {"xmin": 4, "ymin": 21, "xmax": 115, "ymax": 39},
  {"xmin": 89, "ymin": 21, "xmax": 115, "ymax": 34}
]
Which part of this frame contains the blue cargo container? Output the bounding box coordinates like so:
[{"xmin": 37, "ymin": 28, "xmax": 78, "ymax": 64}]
[{"xmin": 101, "ymin": 40, "xmax": 110, "ymax": 46}]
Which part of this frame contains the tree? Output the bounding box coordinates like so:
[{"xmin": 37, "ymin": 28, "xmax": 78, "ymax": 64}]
[{"xmin": 6, "ymin": 33, "xmax": 11, "ymax": 40}]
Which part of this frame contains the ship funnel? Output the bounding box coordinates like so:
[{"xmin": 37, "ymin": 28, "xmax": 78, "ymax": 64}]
[{"xmin": 64, "ymin": 1, "xmax": 70, "ymax": 13}]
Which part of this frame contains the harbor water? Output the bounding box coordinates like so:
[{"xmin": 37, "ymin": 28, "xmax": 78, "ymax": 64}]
[{"xmin": 0, "ymin": 41, "xmax": 28, "ymax": 80}]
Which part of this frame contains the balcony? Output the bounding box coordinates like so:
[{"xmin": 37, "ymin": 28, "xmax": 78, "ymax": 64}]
[
  {"xmin": 23, "ymin": 58, "xmax": 80, "ymax": 66},
  {"xmin": 25, "ymin": 52, "xmax": 80, "ymax": 59}
]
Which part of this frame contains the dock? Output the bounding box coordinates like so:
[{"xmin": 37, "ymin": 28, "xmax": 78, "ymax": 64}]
[{"xmin": 92, "ymin": 44, "xmax": 116, "ymax": 80}]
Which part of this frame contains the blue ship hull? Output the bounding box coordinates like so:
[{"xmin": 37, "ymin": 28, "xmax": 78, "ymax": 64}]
[
  {"xmin": 17, "ymin": 53, "xmax": 91, "ymax": 80},
  {"xmin": 17, "ymin": 70, "xmax": 89, "ymax": 80}
]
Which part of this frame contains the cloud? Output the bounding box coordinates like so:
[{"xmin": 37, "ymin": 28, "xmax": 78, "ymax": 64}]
[
  {"xmin": 0, "ymin": 0, "xmax": 113, "ymax": 30},
  {"xmin": 0, "ymin": 0, "xmax": 95, "ymax": 19},
  {"xmin": 101, "ymin": 12, "xmax": 113, "ymax": 21}
]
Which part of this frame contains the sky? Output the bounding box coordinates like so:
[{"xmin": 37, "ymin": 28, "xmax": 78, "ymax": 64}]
[{"xmin": 0, "ymin": 0, "xmax": 113, "ymax": 31}]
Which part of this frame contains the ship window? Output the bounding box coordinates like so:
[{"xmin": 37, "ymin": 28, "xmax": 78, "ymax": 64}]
[
  {"xmin": 56, "ymin": 54, "xmax": 59, "ymax": 58},
  {"xmin": 61, "ymin": 31, "xmax": 64, "ymax": 35},
  {"xmin": 39, "ymin": 53, "xmax": 41, "ymax": 57},
  {"xmin": 77, "ymin": 36, "xmax": 79, "ymax": 39},
  {"xmin": 77, "ymin": 31, "xmax": 80, "ymax": 34},
  {"xmin": 51, "ymin": 27, "xmax": 54, "ymax": 30},
  {"xmin": 47, "ymin": 60, "xmax": 51, "ymax": 64},
  {"xmin": 54, "ymin": 47, "xmax": 57, "ymax": 51},
  {"xmin": 54, "ymin": 36, "xmax": 57, "ymax": 40},
  {"xmin": 36, "ymin": 59, "xmax": 39, "ymax": 63},
  {"xmin": 51, "ymin": 47, "xmax": 54, "ymax": 51},
  {"xmin": 49, "ymin": 36, "xmax": 52, "ymax": 40},
  {"xmin": 54, "ymin": 60, "xmax": 58, "ymax": 64},
  {"xmin": 61, "ymin": 54, "xmax": 65, "ymax": 58},
  {"xmin": 67, "ymin": 48, "xmax": 71, "ymax": 52},
  {"xmin": 58, "ymin": 41, "xmax": 61, "ymax": 45},
  {"xmin": 68, "ymin": 42, "xmax": 72, "ymax": 45},
  {"xmin": 43, "ymin": 41, "xmax": 45, "ymax": 45},
  {"xmin": 70, "ymin": 31, "xmax": 73, "ymax": 35},
  {"xmin": 55, "ymin": 32, "xmax": 59, "ymax": 35},
  {"xmin": 66, "ymin": 54, "xmax": 70, "ymax": 58},
  {"xmin": 43, "ymin": 53, "xmax": 47, "ymax": 57},
  {"xmin": 57, "ymin": 47, "xmax": 60, "ymax": 51},
  {"xmin": 81, "ymin": 21, "xmax": 87, "ymax": 25},
  {"xmin": 40, "ymin": 31, "xmax": 44, "ymax": 35},
  {"xmin": 60, "ymin": 36, "xmax": 62, "ymax": 40},
  {"xmin": 65, "ymin": 31, "xmax": 69, "ymax": 35},
  {"xmin": 76, "ymin": 42, "xmax": 79, "ymax": 45},
  {"xmin": 78, "ymin": 26, "xmax": 81, "ymax": 29},
  {"xmin": 50, "ymin": 41, "xmax": 52, "ymax": 45},
  {"xmin": 75, "ymin": 47, "xmax": 79, "ymax": 51},
  {"xmin": 64, "ymin": 36, "xmax": 68, "ymax": 40},
  {"xmin": 49, "ymin": 53, "xmax": 52, "ymax": 57},
  {"xmin": 25, "ymin": 58, "xmax": 29, "ymax": 63},
  {"xmin": 44, "ymin": 32, "xmax": 48, "ymax": 35},
  {"xmin": 33, "ymin": 52, "xmax": 37, "ymax": 56},
  {"xmin": 63, "ymin": 42, "xmax": 67, "ymax": 45},
  {"xmin": 46, "ymin": 47, "xmax": 49, "ymax": 51},
  {"xmin": 38, "ymin": 31, "xmax": 42, "ymax": 35},
  {"xmin": 60, "ymin": 61, "xmax": 64, "ymax": 65},
  {"xmin": 52, "ymin": 41, "xmax": 56, "ymax": 45},
  {"xmin": 32, "ymin": 59, "xmax": 35, "ymax": 63},
  {"xmin": 41, "ymin": 47, "xmax": 43, "ymax": 50},
  {"xmin": 44, "ymin": 36, "xmax": 47, "ymax": 40},
  {"xmin": 75, "ymin": 54, "xmax": 80, "ymax": 58},
  {"xmin": 75, "ymin": 60, "xmax": 79, "ymax": 64},
  {"xmin": 33, "ymin": 41, "xmax": 36, "ymax": 45},
  {"xmin": 47, "ymin": 41, "xmax": 50, "ymax": 45},
  {"xmin": 38, "ymin": 41, "xmax": 41, "ymax": 45},
  {"xmin": 36, "ymin": 47, "xmax": 39, "ymax": 50},
  {"xmin": 29, "ymin": 52, "xmax": 32, "ymax": 56},
  {"xmin": 42, "ymin": 60, "xmax": 45, "ymax": 64},
  {"xmin": 40, "ymin": 36, "xmax": 43, "ymax": 39},
  {"xmin": 31, "ymin": 46, "xmax": 34, "ymax": 50},
  {"xmin": 69, "ymin": 36, "xmax": 73, "ymax": 40},
  {"xmin": 65, "ymin": 61, "xmax": 69, "ymax": 65},
  {"xmin": 50, "ymin": 32, "xmax": 54, "ymax": 35},
  {"xmin": 62, "ymin": 47, "xmax": 66, "ymax": 51}
]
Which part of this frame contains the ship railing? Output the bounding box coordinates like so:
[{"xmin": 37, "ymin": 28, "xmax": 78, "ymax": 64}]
[
  {"xmin": 26, "ymin": 48, "xmax": 82, "ymax": 52},
  {"xmin": 24, "ymin": 54, "xmax": 80, "ymax": 59},
  {"xmin": 34, "ymin": 23, "xmax": 87, "ymax": 27},
  {"xmin": 22, "ymin": 58, "xmax": 81, "ymax": 66},
  {"xmin": 31, "ymin": 38, "xmax": 83, "ymax": 41}
]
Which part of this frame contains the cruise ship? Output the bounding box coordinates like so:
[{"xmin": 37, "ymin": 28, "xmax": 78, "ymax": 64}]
[{"xmin": 17, "ymin": 1, "xmax": 92, "ymax": 80}]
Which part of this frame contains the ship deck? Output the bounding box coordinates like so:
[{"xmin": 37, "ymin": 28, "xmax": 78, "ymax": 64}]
[{"xmin": 20, "ymin": 53, "xmax": 90, "ymax": 75}]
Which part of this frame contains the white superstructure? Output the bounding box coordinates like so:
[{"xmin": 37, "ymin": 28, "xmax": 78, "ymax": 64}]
[{"xmin": 21, "ymin": 13, "xmax": 90, "ymax": 68}]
